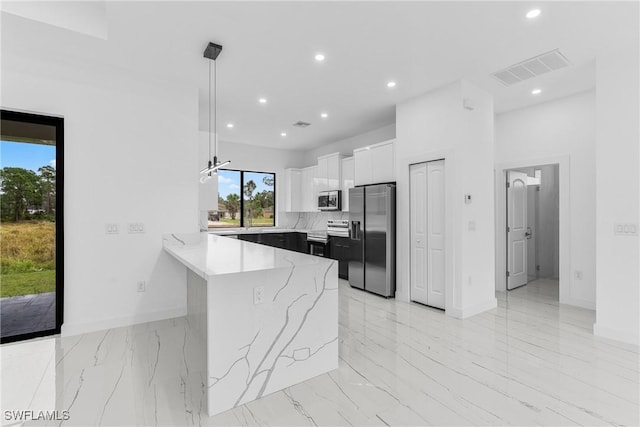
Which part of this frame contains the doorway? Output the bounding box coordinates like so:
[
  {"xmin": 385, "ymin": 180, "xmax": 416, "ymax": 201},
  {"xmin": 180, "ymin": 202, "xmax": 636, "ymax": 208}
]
[
  {"xmin": 0, "ymin": 110, "xmax": 64, "ymax": 343},
  {"xmin": 506, "ymin": 164, "xmax": 559, "ymax": 295},
  {"xmin": 410, "ymin": 160, "xmax": 445, "ymax": 309}
]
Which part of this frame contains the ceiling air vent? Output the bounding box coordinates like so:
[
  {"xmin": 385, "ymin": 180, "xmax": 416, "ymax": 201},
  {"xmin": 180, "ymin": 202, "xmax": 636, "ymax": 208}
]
[
  {"xmin": 292, "ymin": 121, "xmax": 311, "ymax": 128},
  {"xmin": 492, "ymin": 49, "xmax": 570, "ymax": 86}
]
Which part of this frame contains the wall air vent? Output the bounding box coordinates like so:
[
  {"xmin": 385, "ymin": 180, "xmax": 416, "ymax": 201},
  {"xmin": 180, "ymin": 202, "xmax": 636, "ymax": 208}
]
[
  {"xmin": 491, "ymin": 49, "xmax": 570, "ymax": 86},
  {"xmin": 293, "ymin": 121, "xmax": 311, "ymax": 128}
]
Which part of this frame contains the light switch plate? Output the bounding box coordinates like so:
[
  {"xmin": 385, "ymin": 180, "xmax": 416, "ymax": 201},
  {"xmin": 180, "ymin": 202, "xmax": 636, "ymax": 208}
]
[
  {"xmin": 128, "ymin": 222, "xmax": 145, "ymax": 234},
  {"xmin": 105, "ymin": 223, "xmax": 119, "ymax": 234}
]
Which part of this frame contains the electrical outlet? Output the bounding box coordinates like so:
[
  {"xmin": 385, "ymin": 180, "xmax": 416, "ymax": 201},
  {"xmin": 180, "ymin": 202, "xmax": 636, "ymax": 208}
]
[
  {"xmin": 574, "ymin": 271, "xmax": 583, "ymax": 280},
  {"xmin": 614, "ymin": 223, "xmax": 638, "ymax": 236},
  {"xmin": 253, "ymin": 286, "xmax": 264, "ymax": 305},
  {"xmin": 105, "ymin": 223, "xmax": 119, "ymax": 234},
  {"xmin": 128, "ymin": 222, "xmax": 145, "ymax": 234},
  {"xmin": 137, "ymin": 281, "xmax": 146, "ymax": 292}
]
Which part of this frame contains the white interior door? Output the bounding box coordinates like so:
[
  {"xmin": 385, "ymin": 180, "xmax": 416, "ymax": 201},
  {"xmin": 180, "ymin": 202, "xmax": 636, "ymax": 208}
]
[
  {"xmin": 507, "ymin": 170, "xmax": 528, "ymax": 290},
  {"xmin": 426, "ymin": 161, "xmax": 445, "ymax": 308},
  {"xmin": 410, "ymin": 163, "xmax": 428, "ymax": 304},
  {"xmin": 410, "ymin": 160, "xmax": 445, "ymax": 309}
]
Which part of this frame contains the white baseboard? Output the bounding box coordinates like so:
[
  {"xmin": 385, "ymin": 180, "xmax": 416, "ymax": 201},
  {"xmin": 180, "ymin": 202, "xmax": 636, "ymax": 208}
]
[
  {"xmin": 61, "ymin": 307, "xmax": 187, "ymax": 337},
  {"xmin": 593, "ymin": 322, "xmax": 640, "ymax": 346},
  {"xmin": 560, "ymin": 296, "xmax": 595, "ymax": 310},
  {"xmin": 447, "ymin": 297, "xmax": 497, "ymax": 319}
]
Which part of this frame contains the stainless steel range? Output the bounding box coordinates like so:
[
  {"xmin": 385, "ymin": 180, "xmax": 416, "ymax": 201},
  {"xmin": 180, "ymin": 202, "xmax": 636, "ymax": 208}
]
[
  {"xmin": 327, "ymin": 219, "xmax": 349, "ymax": 237},
  {"xmin": 306, "ymin": 229, "xmax": 328, "ymax": 257}
]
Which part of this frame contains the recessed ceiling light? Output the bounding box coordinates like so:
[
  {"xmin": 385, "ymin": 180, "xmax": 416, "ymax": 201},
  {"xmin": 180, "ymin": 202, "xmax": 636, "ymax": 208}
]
[
  {"xmin": 315, "ymin": 53, "xmax": 325, "ymax": 62},
  {"xmin": 259, "ymin": 98, "xmax": 267, "ymax": 104},
  {"xmin": 526, "ymin": 8, "xmax": 541, "ymax": 19},
  {"xmin": 226, "ymin": 123, "xmax": 234, "ymax": 128},
  {"xmin": 281, "ymin": 132, "xmax": 287, "ymax": 137},
  {"xmin": 531, "ymin": 88, "xmax": 542, "ymax": 95},
  {"xmin": 387, "ymin": 81, "xmax": 397, "ymax": 88},
  {"xmin": 321, "ymin": 113, "xmax": 328, "ymax": 119}
]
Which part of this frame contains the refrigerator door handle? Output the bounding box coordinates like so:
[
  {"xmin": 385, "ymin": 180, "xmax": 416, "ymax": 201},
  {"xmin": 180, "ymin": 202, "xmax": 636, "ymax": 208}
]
[{"xmin": 350, "ymin": 220, "xmax": 360, "ymax": 240}]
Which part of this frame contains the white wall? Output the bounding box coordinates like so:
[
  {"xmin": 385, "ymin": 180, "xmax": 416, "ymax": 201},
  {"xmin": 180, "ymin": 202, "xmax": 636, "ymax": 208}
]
[
  {"xmin": 395, "ymin": 80, "xmax": 496, "ymax": 318},
  {"xmin": 300, "ymin": 124, "xmax": 395, "ymax": 166},
  {"xmin": 2, "ymin": 52, "xmax": 200, "ymax": 335},
  {"xmin": 495, "ymin": 91, "xmax": 596, "ymax": 309},
  {"xmin": 594, "ymin": 48, "xmax": 640, "ymax": 345}
]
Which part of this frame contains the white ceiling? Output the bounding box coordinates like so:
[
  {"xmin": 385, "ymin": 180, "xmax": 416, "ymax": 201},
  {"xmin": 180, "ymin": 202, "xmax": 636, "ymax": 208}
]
[{"xmin": 1, "ymin": 1, "xmax": 638, "ymax": 151}]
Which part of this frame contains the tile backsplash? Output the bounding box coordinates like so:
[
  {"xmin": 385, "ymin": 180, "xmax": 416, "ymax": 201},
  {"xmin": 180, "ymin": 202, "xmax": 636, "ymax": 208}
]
[{"xmin": 280, "ymin": 211, "xmax": 349, "ymax": 230}]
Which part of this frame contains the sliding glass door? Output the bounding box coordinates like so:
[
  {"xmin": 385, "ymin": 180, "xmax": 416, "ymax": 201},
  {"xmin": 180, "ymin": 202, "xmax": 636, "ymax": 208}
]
[{"xmin": 0, "ymin": 110, "xmax": 64, "ymax": 343}]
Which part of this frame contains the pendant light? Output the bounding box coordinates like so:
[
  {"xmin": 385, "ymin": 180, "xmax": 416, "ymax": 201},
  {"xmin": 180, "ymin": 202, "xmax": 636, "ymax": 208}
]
[{"xmin": 200, "ymin": 42, "xmax": 230, "ymax": 183}]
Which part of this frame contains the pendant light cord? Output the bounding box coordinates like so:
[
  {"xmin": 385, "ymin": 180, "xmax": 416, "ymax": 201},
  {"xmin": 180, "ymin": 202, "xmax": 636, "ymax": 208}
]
[
  {"xmin": 214, "ymin": 59, "xmax": 217, "ymax": 161},
  {"xmin": 208, "ymin": 59, "xmax": 212, "ymax": 163}
]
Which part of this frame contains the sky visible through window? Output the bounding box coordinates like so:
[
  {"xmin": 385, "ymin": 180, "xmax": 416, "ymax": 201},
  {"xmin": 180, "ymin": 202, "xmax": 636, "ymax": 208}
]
[
  {"xmin": 217, "ymin": 169, "xmax": 273, "ymax": 198},
  {"xmin": 0, "ymin": 141, "xmax": 56, "ymax": 170}
]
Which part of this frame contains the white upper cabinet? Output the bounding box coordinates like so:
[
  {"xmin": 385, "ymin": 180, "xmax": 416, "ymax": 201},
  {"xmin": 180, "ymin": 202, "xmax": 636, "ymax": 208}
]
[
  {"xmin": 316, "ymin": 156, "xmax": 329, "ymax": 193},
  {"xmin": 341, "ymin": 156, "xmax": 355, "ymax": 211},
  {"xmin": 354, "ymin": 147, "xmax": 372, "ymax": 186},
  {"xmin": 301, "ymin": 165, "xmax": 318, "ymax": 212},
  {"xmin": 317, "ymin": 153, "xmax": 344, "ymax": 192},
  {"xmin": 354, "ymin": 140, "xmax": 395, "ymax": 185},
  {"xmin": 284, "ymin": 168, "xmax": 302, "ymax": 212}
]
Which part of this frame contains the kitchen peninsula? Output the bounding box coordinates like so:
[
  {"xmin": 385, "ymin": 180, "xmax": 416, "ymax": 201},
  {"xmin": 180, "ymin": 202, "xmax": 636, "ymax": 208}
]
[{"xmin": 163, "ymin": 233, "xmax": 338, "ymax": 416}]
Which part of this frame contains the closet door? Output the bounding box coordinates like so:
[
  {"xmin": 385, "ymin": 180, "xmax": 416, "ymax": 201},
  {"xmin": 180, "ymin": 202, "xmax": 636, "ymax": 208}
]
[
  {"xmin": 426, "ymin": 160, "xmax": 445, "ymax": 309},
  {"xmin": 410, "ymin": 163, "xmax": 428, "ymax": 304},
  {"xmin": 410, "ymin": 160, "xmax": 445, "ymax": 309}
]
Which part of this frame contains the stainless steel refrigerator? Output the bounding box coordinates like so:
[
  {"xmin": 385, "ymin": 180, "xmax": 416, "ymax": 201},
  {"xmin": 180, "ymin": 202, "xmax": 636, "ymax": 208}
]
[{"xmin": 348, "ymin": 184, "xmax": 396, "ymax": 297}]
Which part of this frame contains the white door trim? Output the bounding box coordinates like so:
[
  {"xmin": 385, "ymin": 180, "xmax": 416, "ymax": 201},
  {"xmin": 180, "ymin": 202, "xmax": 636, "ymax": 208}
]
[{"xmin": 396, "ymin": 149, "xmax": 455, "ymax": 314}]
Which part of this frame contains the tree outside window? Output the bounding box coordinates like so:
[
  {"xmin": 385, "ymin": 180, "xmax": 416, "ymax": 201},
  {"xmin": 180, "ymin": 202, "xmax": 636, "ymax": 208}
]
[{"xmin": 208, "ymin": 170, "xmax": 275, "ymax": 228}]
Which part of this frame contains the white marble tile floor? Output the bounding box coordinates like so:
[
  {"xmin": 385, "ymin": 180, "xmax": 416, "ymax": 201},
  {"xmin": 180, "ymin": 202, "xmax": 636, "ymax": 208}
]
[{"xmin": 1, "ymin": 279, "xmax": 638, "ymax": 426}]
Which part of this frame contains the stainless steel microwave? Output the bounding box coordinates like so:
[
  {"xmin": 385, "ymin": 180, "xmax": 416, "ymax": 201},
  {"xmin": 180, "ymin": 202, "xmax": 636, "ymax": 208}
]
[{"xmin": 318, "ymin": 190, "xmax": 341, "ymax": 211}]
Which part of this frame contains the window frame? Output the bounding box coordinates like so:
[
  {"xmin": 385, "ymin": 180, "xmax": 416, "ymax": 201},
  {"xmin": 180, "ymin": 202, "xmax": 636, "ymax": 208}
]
[
  {"xmin": 212, "ymin": 168, "xmax": 276, "ymax": 228},
  {"xmin": 0, "ymin": 109, "xmax": 64, "ymax": 344}
]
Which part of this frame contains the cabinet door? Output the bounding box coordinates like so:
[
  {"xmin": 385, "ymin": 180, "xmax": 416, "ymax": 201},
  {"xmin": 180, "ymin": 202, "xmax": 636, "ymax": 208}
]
[
  {"xmin": 308, "ymin": 165, "xmax": 319, "ymax": 212},
  {"xmin": 326, "ymin": 154, "xmax": 341, "ymax": 191},
  {"xmin": 301, "ymin": 167, "xmax": 315, "ymax": 212},
  {"xmin": 371, "ymin": 142, "xmax": 395, "ymax": 184},
  {"xmin": 354, "ymin": 148, "xmax": 372, "ymax": 186},
  {"xmin": 285, "ymin": 169, "xmax": 302, "ymax": 212},
  {"xmin": 316, "ymin": 157, "xmax": 328, "ymax": 193},
  {"xmin": 341, "ymin": 157, "xmax": 355, "ymax": 211}
]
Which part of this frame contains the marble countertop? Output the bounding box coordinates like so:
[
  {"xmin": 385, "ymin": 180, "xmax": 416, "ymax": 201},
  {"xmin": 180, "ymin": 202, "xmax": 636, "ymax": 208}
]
[{"xmin": 163, "ymin": 233, "xmax": 332, "ymax": 279}]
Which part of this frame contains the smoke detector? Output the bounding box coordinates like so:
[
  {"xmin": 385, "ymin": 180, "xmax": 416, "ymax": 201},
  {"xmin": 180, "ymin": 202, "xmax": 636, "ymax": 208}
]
[
  {"xmin": 492, "ymin": 49, "xmax": 570, "ymax": 86},
  {"xmin": 292, "ymin": 121, "xmax": 311, "ymax": 128}
]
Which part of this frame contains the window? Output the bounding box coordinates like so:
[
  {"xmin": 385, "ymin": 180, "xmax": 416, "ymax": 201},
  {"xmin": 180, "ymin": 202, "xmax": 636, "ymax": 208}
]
[
  {"xmin": 209, "ymin": 169, "xmax": 275, "ymax": 228},
  {"xmin": 0, "ymin": 110, "xmax": 64, "ymax": 343}
]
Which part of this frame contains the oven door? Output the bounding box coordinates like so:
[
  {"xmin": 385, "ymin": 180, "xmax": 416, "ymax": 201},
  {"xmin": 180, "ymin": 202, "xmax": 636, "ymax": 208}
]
[{"xmin": 308, "ymin": 240, "xmax": 327, "ymax": 257}]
